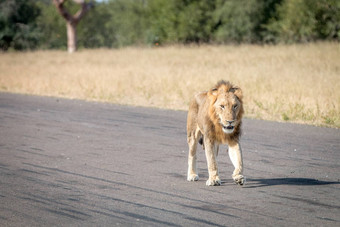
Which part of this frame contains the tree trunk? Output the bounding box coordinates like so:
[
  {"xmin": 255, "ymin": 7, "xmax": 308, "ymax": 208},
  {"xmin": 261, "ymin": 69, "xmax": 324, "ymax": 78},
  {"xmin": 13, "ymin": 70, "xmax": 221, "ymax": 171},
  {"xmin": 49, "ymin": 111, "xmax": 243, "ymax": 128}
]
[
  {"xmin": 53, "ymin": 0, "xmax": 93, "ymax": 53},
  {"xmin": 67, "ymin": 22, "xmax": 77, "ymax": 53}
]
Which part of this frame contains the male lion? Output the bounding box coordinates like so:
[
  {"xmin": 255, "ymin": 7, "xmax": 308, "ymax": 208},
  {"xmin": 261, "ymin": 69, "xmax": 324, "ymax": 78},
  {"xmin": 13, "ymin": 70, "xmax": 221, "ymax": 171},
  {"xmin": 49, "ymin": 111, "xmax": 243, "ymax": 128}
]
[{"xmin": 187, "ymin": 80, "xmax": 245, "ymax": 186}]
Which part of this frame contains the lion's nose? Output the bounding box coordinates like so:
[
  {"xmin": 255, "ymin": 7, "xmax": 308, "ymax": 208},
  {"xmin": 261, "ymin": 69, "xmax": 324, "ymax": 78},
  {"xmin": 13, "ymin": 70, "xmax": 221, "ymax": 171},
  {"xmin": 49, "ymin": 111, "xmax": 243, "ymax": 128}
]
[{"xmin": 226, "ymin": 120, "xmax": 234, "ymax": 125}]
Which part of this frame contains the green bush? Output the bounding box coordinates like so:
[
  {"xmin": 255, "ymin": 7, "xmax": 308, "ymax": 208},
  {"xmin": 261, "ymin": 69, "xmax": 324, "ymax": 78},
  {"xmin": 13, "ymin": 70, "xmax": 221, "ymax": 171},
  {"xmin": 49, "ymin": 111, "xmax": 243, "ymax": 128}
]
[
  {"xmin": 1, "ymin": 0, "xmax": 339, "ymax": 50},
  {"xmin": 264, "ymin": 0, "xmax": 340, "ymax": 43},
  {"xmin": 0, "ymin": 0, "xmax": 42, "ymax": 50}
]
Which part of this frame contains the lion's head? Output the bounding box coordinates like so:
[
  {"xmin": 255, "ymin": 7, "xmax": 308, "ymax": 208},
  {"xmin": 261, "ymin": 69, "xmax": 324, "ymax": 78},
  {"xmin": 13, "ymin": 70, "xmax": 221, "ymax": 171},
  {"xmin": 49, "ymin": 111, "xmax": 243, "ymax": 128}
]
[{"xmin": 208, "ymin": 80, "xmax": 244, "ymax": 141}]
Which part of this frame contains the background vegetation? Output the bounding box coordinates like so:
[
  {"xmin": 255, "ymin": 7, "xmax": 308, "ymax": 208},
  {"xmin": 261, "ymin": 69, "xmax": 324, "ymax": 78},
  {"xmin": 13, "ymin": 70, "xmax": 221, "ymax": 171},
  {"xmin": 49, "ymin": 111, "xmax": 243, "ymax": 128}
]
[
  {"xmin": 1, "ymin": 44, "xmax": 339, "ymax": 127},
  {"xmin": 1, "ymin": 0, "xmax": 339, "ymax": 50}
]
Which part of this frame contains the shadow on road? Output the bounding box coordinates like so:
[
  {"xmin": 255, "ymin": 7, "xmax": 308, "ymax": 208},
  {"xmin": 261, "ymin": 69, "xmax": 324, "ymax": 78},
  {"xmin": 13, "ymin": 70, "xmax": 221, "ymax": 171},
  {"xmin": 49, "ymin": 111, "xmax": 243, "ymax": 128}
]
[{"xmin": 245, "ymin": 178, "xmax": 340, "ymax": 188}]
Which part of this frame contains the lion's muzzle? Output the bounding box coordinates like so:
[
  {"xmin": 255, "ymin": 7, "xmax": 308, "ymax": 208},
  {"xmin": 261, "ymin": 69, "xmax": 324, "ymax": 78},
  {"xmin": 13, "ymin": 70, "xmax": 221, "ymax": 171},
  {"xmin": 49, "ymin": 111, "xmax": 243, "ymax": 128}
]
[{"xmin": 222, "ymin": 120, "xmax": 235, "ymax": 134}]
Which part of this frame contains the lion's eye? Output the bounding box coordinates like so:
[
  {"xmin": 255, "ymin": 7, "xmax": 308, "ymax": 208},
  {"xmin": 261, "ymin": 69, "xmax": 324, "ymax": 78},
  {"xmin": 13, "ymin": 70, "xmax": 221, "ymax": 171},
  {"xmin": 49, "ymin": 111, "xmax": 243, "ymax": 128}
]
[
  {"xmin": 220, "ymin": 105, "xmax": 225, "ymax": 110},
  {"xmin": 233, "ymin": 104, "xmax": 238, "ymax": 109}
]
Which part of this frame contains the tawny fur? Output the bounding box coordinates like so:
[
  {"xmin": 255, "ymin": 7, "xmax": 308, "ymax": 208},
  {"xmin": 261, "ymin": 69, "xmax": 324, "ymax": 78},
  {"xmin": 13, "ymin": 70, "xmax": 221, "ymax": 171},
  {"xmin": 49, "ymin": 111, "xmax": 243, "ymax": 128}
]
[
  {"xmin": 207, "ymin": 81, "xmax": 243, "ymax": 143},
  {"xmin": 187, "ymin": 80, "xmax": 245, "ymax": 186}
]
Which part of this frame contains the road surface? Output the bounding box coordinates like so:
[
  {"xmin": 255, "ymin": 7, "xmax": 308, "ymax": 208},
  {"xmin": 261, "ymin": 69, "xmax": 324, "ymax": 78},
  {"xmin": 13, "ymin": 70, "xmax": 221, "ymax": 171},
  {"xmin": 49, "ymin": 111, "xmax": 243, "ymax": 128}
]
[{"xmin": 0, "ymin": 93, "xmax": 339, "ymax": 226}]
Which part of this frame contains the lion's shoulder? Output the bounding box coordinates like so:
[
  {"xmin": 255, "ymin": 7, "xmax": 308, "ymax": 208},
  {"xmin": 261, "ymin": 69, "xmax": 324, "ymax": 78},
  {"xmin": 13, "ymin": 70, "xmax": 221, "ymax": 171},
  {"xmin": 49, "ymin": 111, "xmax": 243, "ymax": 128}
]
[{"xmin": 193, "ymin": 91, "xmax": 207, "ymax": 106}]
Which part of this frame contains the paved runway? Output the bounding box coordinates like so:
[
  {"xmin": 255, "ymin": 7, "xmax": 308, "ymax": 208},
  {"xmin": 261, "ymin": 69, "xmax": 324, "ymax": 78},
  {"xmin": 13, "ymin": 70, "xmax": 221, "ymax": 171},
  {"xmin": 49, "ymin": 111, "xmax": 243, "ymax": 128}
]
[{"xmin": 0, "ymin": 93, "xmax": 339, "ymax": 226}]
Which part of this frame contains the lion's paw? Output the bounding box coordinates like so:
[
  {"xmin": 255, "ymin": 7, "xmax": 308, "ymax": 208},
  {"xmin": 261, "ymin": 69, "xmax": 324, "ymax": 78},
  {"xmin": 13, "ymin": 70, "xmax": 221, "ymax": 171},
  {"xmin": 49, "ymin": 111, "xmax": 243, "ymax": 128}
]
[
  {"xmin": 206, "ymin": 177, "xmax": 221, "ymax": 186},
  {"xmin": 233, "ymin": 175, "xmax": 246, "ymax": 186},
  {"xmin": 187, "ymin": 174, "xmax": 199, "ymax": 182}
]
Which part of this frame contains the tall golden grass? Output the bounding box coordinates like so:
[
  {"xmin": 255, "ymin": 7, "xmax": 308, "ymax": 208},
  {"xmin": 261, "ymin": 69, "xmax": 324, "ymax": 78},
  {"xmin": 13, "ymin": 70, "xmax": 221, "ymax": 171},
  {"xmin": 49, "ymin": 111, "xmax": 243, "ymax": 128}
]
[{"xmin": 0, "ymin": 43, "xmax": 339, "ymax": 127}]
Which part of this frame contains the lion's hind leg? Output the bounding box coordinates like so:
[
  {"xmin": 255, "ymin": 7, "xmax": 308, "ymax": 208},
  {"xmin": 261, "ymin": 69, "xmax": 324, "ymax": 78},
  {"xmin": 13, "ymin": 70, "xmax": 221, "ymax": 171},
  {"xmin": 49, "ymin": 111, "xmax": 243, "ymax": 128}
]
[
  {"xmin": 187, "ymin": 128, "xmax": 201, "ymax": 182},
  {"xmin": 198, "ymin": 135, "xmax": 205, "ymax": 150}
]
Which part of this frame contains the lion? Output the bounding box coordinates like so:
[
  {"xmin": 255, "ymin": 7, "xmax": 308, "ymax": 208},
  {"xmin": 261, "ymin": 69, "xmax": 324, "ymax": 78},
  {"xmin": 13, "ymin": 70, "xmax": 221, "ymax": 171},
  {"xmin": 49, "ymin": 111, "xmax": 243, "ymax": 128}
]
[{"xmin": 187, "ymin": 80, "xmax": 245, "ymax": 186}]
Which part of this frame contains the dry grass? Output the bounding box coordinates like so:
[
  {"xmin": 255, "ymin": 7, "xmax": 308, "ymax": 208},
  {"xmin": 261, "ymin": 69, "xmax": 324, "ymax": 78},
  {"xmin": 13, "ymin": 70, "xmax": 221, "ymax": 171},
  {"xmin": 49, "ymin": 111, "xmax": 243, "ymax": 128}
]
[{"xmin": 0, "ymin": 43, "xmax": 339, "ymax": 127}]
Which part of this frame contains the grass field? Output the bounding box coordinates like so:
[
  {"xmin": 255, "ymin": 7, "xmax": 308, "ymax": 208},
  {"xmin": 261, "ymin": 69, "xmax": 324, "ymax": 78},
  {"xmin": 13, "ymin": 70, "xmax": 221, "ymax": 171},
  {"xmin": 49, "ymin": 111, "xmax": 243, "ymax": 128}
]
[{"xmin": 0, "ymin": 43, "xmax": 339, "ymax": 127}]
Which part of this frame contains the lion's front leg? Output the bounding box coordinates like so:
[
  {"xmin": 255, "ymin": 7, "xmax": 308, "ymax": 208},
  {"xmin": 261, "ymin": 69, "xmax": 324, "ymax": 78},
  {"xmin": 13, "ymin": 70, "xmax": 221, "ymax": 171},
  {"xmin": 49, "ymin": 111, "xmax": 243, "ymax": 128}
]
[
  {"xmin": 228, "ymin": 142, "xmax": 245, "ymax": 186},
  {"xmin": 205, "ymin": 139, "xmax": 221, "ymax": 186}
]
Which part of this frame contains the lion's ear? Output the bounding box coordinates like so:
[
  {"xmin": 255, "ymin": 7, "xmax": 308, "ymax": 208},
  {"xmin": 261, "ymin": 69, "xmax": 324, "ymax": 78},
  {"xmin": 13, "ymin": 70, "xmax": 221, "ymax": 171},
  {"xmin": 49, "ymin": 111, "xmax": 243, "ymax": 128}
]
[
  {"xmin": 232, "ymin": 87, "xmax": 243, "ymax": 100},
  {"xmin": 208, "ymin": 88, "xmax": 218, "ymax": 104},
  {"xmin": 209, "ymin": 88, "xmax": 218, "ymax": 96}
]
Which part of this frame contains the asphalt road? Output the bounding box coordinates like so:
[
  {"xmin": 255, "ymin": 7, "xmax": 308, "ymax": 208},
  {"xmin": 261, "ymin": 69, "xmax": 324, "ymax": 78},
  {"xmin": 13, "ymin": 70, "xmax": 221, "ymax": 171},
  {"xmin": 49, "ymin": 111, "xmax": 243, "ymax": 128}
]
[{"xmin": 0, "ymin": 92, "xmax": 339, "ymax": 226}]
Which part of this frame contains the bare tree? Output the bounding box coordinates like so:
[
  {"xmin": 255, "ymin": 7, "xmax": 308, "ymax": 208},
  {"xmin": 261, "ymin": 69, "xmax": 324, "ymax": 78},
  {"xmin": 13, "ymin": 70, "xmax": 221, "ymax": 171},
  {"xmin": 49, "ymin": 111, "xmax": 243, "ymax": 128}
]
[{"xmin": 53, "ymin": 0, "xmax": 94, "ymax": 53}]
